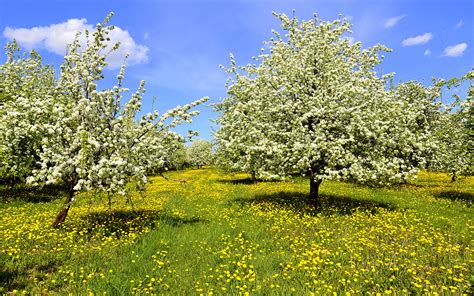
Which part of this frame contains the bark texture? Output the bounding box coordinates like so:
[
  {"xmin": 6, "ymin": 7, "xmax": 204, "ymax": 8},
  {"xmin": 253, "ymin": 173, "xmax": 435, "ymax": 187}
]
[{"xmin": 52, "ymin": 183, "xmax": 74, "ymax": 228}]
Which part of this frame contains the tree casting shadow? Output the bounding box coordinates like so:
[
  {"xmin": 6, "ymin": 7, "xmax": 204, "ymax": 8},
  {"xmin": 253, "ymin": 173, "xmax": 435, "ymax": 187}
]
[
  {"xmin": 234, "ymin": 191, "xmax": 396, "ymax": 216},
  {"xmin": 434, "ymin": 190, "xmax": 473, "ymax": 205}
]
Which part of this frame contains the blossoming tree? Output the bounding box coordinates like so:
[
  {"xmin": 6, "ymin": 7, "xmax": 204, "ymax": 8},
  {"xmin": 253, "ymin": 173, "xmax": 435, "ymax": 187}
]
[
  {"xmin": 215, "ymin": 13, "xmax": 438, "ymax": 205},
  {"xmin": 186, "ymin": 139, "xmax": 213, "ymax": 169},
  {"xmin": 0, "ymin": 42, "xmax": 57, "ymax": 187},
  {"xmin": 392, "ymin": 80, "xmax": 443, "ymax": 180},
  {"xmin": 165, "ymin": 141, "xmax": 187, "ymax": 170},
  {"xmin": 430, "ymin": 70, "xmax": 473, "ymax": 180},
  {"xmin": 25, "ymin": 13, "xmax": 207, "ymax": 226}
]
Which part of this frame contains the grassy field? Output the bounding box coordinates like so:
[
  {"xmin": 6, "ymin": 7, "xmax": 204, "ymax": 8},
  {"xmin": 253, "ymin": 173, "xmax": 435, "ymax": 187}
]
[{"xmin": 0, "ymin": 168, "xmax": 473, "ymax": 295}]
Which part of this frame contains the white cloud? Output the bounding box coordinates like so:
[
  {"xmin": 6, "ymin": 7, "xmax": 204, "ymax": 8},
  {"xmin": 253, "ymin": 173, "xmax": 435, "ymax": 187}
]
[
  {"xmin": 424, "ymin": 49, "xmax": 431, "ymax": 56},
  {"xmin": 455, "ymin": 20, "xmax": 463, "ymax": 29},
  {"xmin": 443, "ymin": 43, "xmax": 467, "ymax": 57},
  {"xmin": 402, "ymin": 33, "xmax": 433, "ymax": 46},
  {"xmin": 384, "ymin": 14, "xmax": 406, "ymax": 28},
  {"xmin": 3, "ymin": 18, "xmax": 149, "ymax": 68}
]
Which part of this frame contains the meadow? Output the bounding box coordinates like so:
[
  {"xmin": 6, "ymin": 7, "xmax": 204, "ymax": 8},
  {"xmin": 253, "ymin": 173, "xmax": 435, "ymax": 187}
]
[{"xmin": 0, "ymin": 168, "xmax": 472, "ymax": 295}]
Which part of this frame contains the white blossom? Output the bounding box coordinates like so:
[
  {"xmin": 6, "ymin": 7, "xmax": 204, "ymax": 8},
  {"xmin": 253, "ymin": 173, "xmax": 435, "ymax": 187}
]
[
  {"xmin": 1, "ymin": 13, "xmax": 207, "ymax": 226},
  {"xmin": 186, "ymin": 140, "xmax": 213, "ymax": 169},
  {"xmin": 215, "ymin": 13, "xmax": 440, "ymax": 202}
]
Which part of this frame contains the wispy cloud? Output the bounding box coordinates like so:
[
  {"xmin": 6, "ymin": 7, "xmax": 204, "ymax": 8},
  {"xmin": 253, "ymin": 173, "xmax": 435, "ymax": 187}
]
[
  {"xmin": 443, "ymin": 43, "xmax": 467, "ymax": 57},
  {"xmin": 424, "ymin": 49, "xmax": 431, "ymax": 56},
  {"xmin": 455, "ymin": 20, "xmax": 463, "ymax": 29},
  {"xmin": 3, "ymin": 18, "xmax": 149, "ymax": 68},
  {"xmin": 402, "ymin": 33, "xmax": 433, "ymax": 46},
  {"xmin": 384, "ymin": 14, "xmax": 406, "ymax": 28}
]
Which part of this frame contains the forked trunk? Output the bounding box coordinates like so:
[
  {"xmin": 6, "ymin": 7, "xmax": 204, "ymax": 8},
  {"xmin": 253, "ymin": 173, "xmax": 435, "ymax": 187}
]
[
  {"xmin": 53, "ymin": 185, "xmax": 74, "ymax": 228},
  {"xmin": 309, "ymin": 177, "xmax": 322, "ymax": 206}
]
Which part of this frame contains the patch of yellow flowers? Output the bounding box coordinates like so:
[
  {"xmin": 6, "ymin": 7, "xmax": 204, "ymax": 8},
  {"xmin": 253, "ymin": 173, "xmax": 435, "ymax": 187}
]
[{"xmin": 0, "ymin": 168, "xmax": 472, "ymax": 294}]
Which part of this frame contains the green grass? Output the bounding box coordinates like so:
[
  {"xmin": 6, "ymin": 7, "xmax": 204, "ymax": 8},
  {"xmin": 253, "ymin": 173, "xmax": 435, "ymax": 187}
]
[{"xmin": 0, "ymin": 168, "xmax": 473, "ymax": 295}]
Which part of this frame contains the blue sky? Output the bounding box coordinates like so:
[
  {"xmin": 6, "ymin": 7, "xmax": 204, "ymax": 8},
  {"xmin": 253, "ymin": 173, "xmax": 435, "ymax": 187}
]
[{"xmin": 1, "ymin": 0, "xmax": 473, "ymax": 140}]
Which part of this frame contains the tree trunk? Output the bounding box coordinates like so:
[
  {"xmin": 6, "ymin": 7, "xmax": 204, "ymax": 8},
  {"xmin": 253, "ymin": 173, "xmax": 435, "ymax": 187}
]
[
  {"xmin": 309, "ymin": 177, "xmax": 322, "ymax": 206},
  {"xmin": 250, "ymin": 170, "xmax": 256, "ymax": 182},
  {"xmin": 451, "ymin": 170, "xmax": 457, "ymax": 182},
  {"xmin": 53, "ymin": 184, "xmax": 74, "ymax": 228},
  {"xmin": 8, "ymin": 176, "xmax": 17, "ymax": 193},
  {"xmin": 107, "ymin": 192, "xmax": 112, "ymax": 210}
]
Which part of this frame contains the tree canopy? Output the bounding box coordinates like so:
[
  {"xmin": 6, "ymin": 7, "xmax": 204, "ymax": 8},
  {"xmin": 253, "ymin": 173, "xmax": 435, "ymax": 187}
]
[
  {"xmin": 1, "ymin": 13, "xmax": 207, "ymax": 226},
  {"xmin": 0, "ymin": 42, "xmax": 57, "ymax": 185},
  {"xmin": 187, "ymin": 139, "xmax": 213, "ymax": 169},
  {"xmin": 215, "ymin": 13, "xmax": 441, "ymax": 203}
]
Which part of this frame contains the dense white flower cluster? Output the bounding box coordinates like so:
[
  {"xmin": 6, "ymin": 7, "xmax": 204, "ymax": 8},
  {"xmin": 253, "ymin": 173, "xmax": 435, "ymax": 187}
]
[
  {"xmin": 0, "ymin": 42, "xmax": 56, "ymax": 184},
  {"xmin": 1, "ymin": 13, "xmax": 207, "ymax": 225},
  {"xmin": 215, "ymin": 13, "xmax": 441, "ymax": 202},
  {"xmin": 186, "ymin": 139, "xmax": 213, "ymax": 169},
  {"xmin": 162, "ymin": 140, "xmax": 187, "ymax": 171},
  {"xmin": 429, "ymin": 69, "xmax": 473, "ymax": 179},
  {"xmin": 392, "ymin": 80, "xmax": 444, "ymax": 176}
]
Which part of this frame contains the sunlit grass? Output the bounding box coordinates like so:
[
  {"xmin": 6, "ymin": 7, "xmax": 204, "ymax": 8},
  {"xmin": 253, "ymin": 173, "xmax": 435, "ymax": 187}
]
[{"xmin": 0, "ymin": 168, "xmax": 472, "ymax": 294}]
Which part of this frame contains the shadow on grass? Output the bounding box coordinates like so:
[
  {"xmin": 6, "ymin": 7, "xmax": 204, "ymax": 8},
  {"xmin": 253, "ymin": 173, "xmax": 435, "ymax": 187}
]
[
  {"xmin": 395, "ymin": 183, "xmax": 442, "ymax": 189},
  {"xmin": 218, "ymin": 178, "xmax": 257, "ymax": 185},
  {"xmin": 434, "ymin": 191, "xmax": 473, "ymax": 205},
  {"xmin": 217, "ymin": 177, "xmax": 279, "ymax": 185},
  {"xmin": 234, "ymin": 191, "xmax": 396, "ymax": 216},
  {"xmin": 0, "ymin": 209, "xmax": 204, "ymax": 292},
  {"xmin": 0, "ymin": 184, "xmax": 67, "ymax": 203},
  {"xmin": 75, "ymin": 209, "xmax": 205, "ymax": 239},
  {"xmin": 0, "ymin": 266, "xmax": 23, "ymax": 292},
  {"xmin": 0, "ymin": 259, "xmax": 59, "ymax": 292}
]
